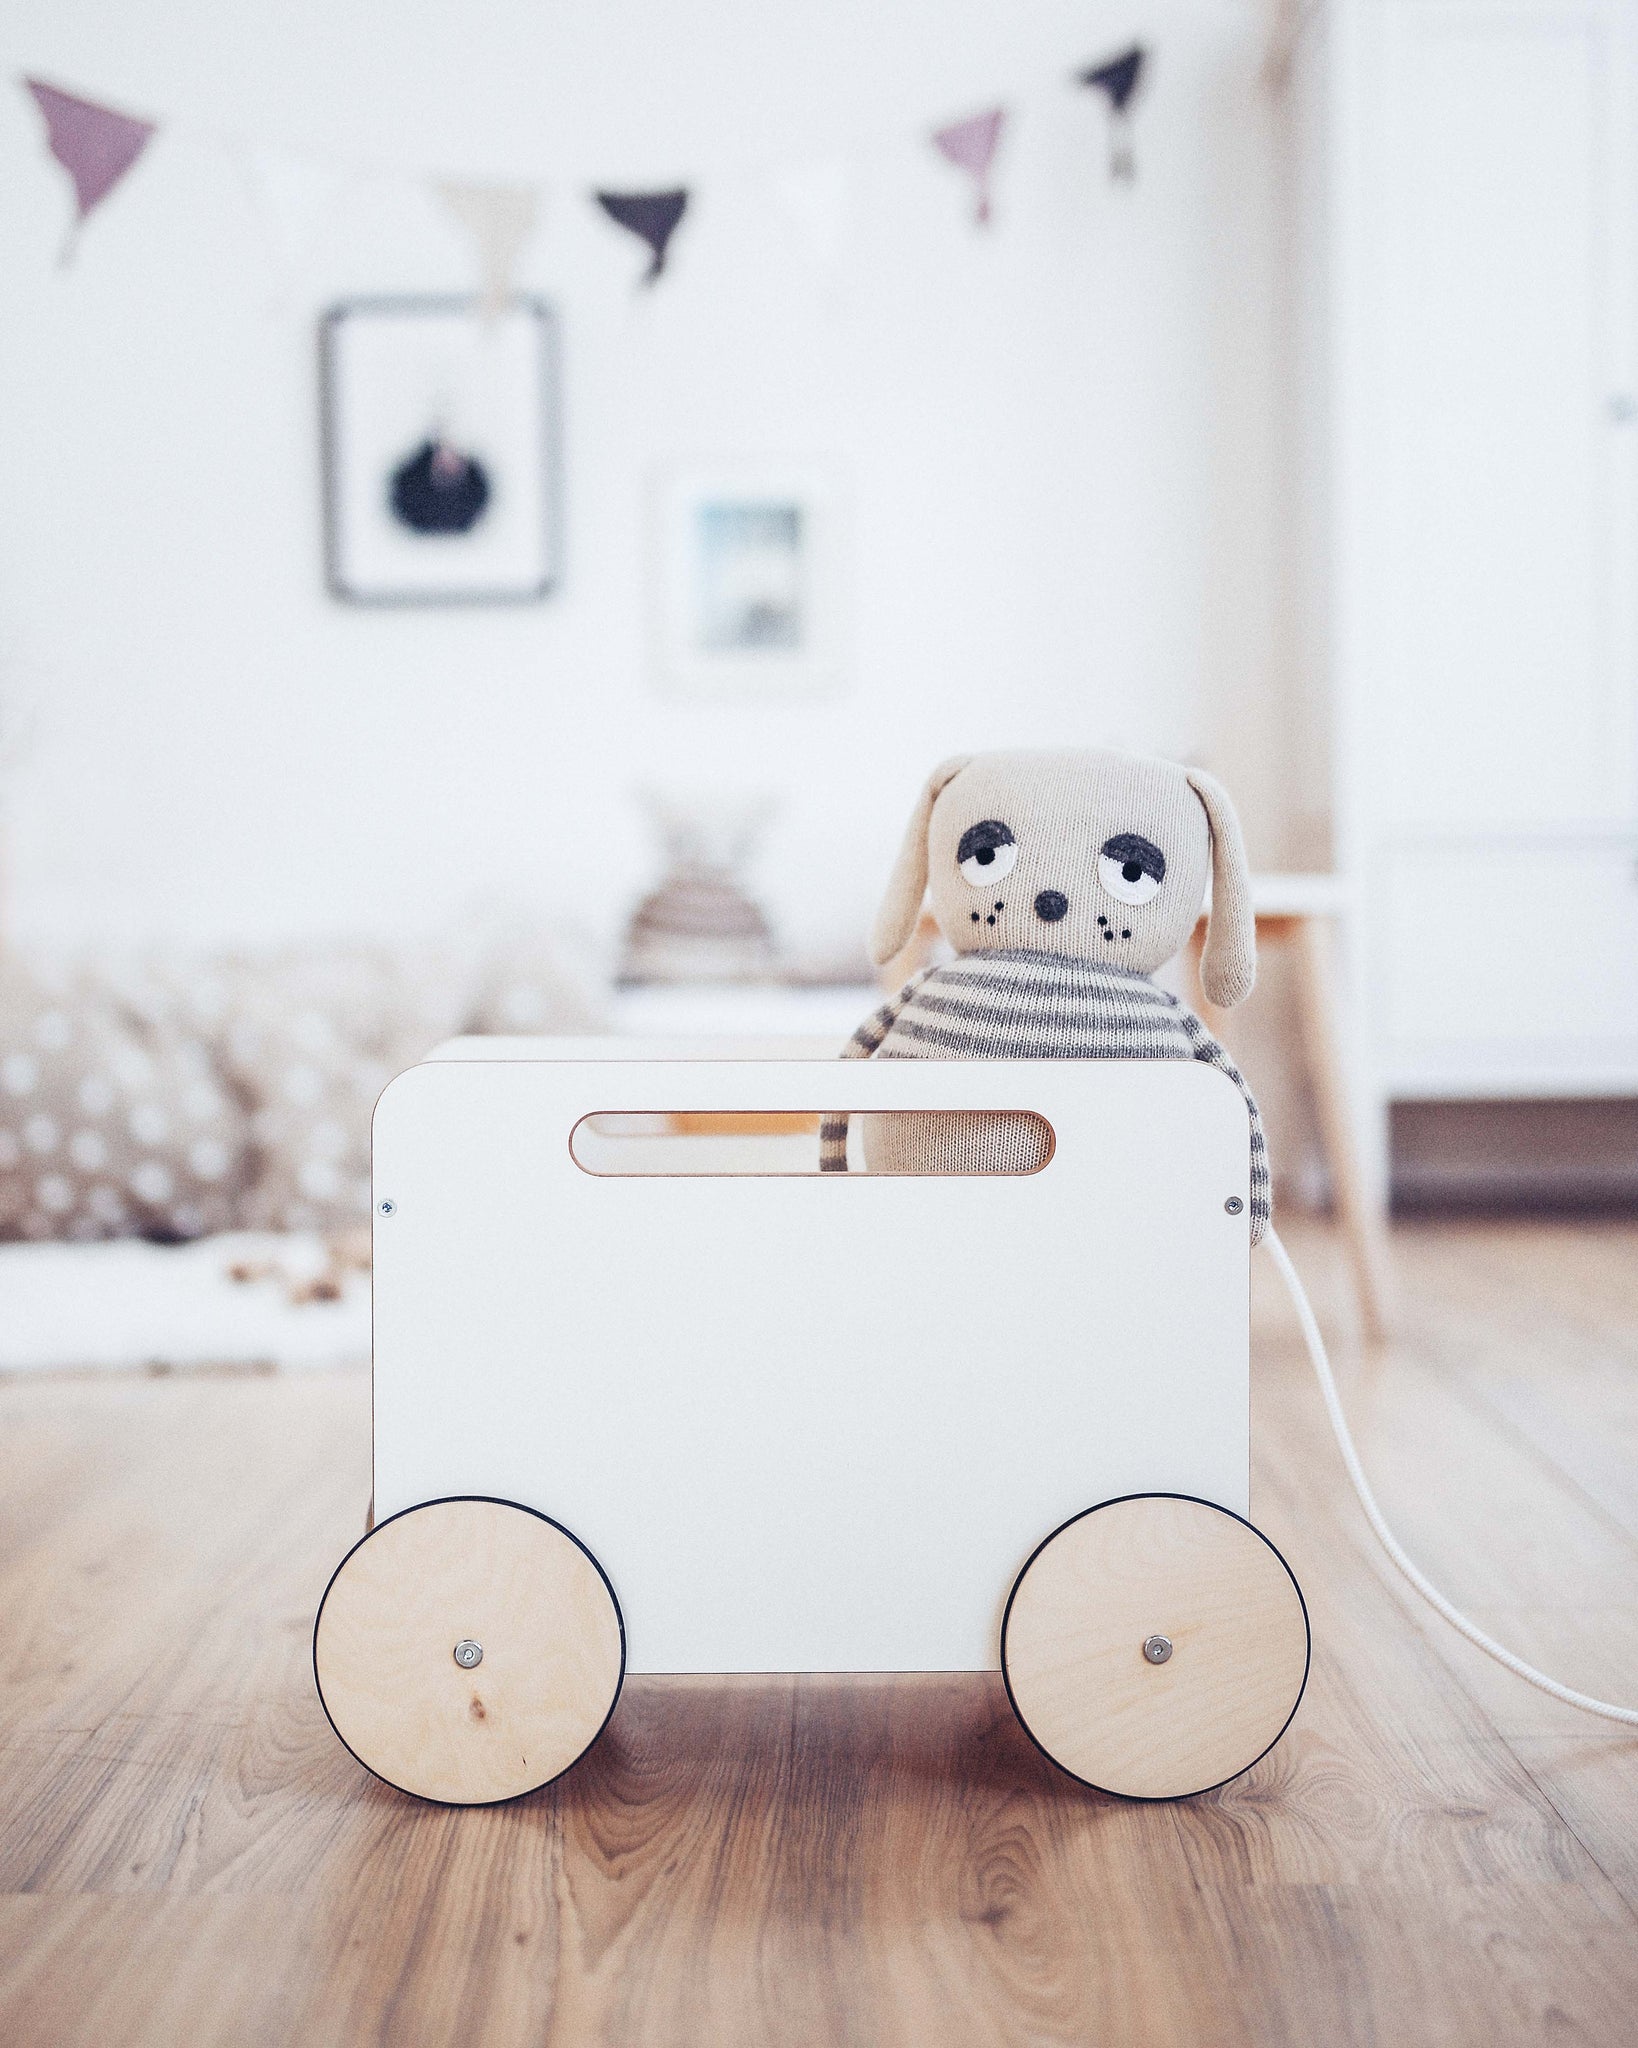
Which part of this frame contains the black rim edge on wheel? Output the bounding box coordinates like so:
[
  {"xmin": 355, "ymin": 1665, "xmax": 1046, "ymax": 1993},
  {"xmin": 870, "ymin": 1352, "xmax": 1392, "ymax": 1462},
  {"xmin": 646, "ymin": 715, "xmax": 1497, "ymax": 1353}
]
[
  {"xmin": 998, "ymin": 1490, "xmax": 1311, "ymax": 1804},
  {"xmin": 311, "ymin": 1493, "xmax": 627, "ymax": 1808}
]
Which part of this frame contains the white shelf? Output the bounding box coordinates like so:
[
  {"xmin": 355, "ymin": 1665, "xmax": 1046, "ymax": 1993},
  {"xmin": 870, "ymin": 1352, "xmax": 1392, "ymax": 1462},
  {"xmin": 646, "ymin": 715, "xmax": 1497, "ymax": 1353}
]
[{"xmin": 610, "ymin": 983, "xmax": 880, "ymax": 1043}]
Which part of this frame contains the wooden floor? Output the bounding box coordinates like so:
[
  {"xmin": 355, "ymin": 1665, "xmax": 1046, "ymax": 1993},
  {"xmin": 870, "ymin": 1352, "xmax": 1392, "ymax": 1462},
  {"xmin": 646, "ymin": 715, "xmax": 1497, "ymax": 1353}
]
[{"xmin": 2, "ymin": 1217, "xmax": 1636, "ymax": 2046}]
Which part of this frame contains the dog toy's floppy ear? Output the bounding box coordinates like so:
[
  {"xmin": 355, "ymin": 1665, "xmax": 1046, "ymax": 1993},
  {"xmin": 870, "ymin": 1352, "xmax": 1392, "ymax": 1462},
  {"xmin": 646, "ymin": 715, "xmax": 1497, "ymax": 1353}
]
[
  {"xmin": 869, "ymin": 755, "xmax": 973, "ymax": 967},
  {"xmin": 1186, "ymin": 766, "xmax": 1256, "ymax": 1007}
]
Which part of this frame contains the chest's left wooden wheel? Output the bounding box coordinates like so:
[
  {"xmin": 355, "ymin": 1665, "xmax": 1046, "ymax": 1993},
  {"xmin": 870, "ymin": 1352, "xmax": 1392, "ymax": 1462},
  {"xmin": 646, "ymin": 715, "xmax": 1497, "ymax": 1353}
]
[{"xmin": 313, "ymin": 1496, "xmax": 624, "ymax": 1805}]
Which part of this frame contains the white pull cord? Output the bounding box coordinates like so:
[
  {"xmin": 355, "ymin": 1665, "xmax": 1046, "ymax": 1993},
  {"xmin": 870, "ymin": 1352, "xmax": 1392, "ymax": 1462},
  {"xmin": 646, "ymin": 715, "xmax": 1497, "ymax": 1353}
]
[{"xmin": 1265, "ymin": 1227, "xmax": 1638, "ymax": 1728}]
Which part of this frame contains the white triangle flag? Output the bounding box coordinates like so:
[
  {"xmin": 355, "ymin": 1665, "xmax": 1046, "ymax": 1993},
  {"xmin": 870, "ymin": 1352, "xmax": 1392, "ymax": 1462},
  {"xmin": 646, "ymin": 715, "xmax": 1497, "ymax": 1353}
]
[
  {"xmin": 239, "ymin": 147, "xmax": 347, "ymax": 284},
  {"xmin": 437, "ymin": 181, "xmax": 540, "ymax": 316},
  {"xmin": 766, "ymin": 158, "xmax": 850, "ymax": 294}
]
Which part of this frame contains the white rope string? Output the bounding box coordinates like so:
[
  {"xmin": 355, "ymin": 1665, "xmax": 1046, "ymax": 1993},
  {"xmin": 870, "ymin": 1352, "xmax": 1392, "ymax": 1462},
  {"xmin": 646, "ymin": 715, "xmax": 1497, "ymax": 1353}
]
[{"xmin": 1265, "ymin": 1227, "xmax": 1638, "ymax": 1728}]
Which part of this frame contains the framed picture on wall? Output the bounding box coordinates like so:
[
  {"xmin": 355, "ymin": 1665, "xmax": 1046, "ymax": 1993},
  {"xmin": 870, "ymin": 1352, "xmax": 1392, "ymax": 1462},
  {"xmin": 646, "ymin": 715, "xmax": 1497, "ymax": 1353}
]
[
  {"xmin": 320, "ymin": 296, "xmax": 561, "ymax": 605},
  {"xmin": 653, "ymin": 462, "xmax": 847, "ymax": 698}
]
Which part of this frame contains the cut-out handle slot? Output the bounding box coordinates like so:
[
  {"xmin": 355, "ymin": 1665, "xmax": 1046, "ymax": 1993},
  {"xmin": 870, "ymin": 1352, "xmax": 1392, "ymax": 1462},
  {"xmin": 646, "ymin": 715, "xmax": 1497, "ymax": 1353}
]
[{"xmin": 570, "ymin": 1110, "xmax": 1054, "ymax": 1177}]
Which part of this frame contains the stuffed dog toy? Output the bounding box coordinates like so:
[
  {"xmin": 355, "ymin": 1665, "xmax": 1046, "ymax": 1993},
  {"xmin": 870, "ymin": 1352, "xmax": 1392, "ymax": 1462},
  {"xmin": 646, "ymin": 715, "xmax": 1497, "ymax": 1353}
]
[{"xmin": 820, "ymin": 748, "xmax": 1270, "ymax": 1241}]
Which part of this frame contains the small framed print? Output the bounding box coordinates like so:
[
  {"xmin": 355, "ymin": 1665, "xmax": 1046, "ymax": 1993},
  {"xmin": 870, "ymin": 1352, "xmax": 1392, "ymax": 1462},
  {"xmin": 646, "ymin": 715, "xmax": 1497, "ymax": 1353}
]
[
  {"xmin": 320, "ymin": 296, "xmax": 561, "ymax": 605},
  {"xmin": 653, "ymin": 462, "xmax": 847, "ymax": 698}
]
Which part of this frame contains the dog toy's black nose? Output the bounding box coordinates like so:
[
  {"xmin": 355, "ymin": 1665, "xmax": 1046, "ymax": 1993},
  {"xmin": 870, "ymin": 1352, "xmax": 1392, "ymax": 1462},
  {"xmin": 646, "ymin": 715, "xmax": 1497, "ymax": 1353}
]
[{"xmin": 1034, "ymin": 889, "xmax": 1069, "ymax": 923}]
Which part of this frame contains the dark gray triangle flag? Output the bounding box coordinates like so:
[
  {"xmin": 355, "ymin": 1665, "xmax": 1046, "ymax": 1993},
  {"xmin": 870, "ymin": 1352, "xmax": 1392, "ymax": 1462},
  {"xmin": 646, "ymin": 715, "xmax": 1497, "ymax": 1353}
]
[{"xmin": 594, "ymin": 189, "xmax": 689, "ymax": 283}]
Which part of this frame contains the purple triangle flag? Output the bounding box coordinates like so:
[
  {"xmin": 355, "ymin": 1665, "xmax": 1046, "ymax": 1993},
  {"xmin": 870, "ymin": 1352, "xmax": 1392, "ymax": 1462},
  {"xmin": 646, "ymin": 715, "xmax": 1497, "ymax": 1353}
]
[
  {"xmin": 25, "ymin": 79, "xmax": 156, "ymax": 245},
  {"xmin": 932, "ymin": 107, "xmax": 1005, "ymax": 226},
  {"xmin": 595, "ymin": 189, "xmax": 689, "ymax": 284}
]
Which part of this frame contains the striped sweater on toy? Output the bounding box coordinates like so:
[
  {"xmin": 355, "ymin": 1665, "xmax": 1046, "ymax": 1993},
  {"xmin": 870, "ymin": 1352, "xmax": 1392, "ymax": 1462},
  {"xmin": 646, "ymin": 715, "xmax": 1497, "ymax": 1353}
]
[{"xmin": 818, "ymin": 949, "xmax": 1271, "ymax": 1242}]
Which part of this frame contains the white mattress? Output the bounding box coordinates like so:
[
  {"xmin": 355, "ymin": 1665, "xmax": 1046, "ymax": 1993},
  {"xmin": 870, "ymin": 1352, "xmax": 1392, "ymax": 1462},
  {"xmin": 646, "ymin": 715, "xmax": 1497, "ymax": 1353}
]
[{"xmin": 0, "ymin": 1231, "xmax": 371, "ymax": 1373}]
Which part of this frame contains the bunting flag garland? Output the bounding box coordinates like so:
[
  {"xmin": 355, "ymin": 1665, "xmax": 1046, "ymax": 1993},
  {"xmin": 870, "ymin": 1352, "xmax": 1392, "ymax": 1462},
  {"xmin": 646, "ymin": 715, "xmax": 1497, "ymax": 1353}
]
[
  {"xmin": 16, "ymin": 56, "xmax": 1161, "ymax": 290},
  {"xmin": 1078, "ymin": 46, "xmax": 1148, "ymax": 182},
  {"xmin": 594, "ymin": 189, "xmax": 689, "ymax": 284},
  {"xmin": 437, "ymin": 181, "xmax": 540, "ymax": 315},
  {"xmin": 931, "ymin": 108, "xmax": 1005, "ymax": 226},
  {"xmin": 765, "ymin": 159, "xmax": 849, "ymax": 292},
  {"xmin": 24, "ymin": 78, "xmax": 156, "ymax": 261}
]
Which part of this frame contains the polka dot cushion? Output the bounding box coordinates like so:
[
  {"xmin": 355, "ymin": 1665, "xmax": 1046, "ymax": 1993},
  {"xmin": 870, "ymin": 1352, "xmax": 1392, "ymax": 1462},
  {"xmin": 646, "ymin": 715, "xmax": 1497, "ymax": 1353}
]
[
  {"xmin": 213, "ymin": 934, "xmax": 603, "ymax": 1232},
  {"xmin": 466, "ymin": 925, "xmax": 606, "ymax": 1039},
  {"xmin": 0, "ymin": 933, "xmax": 605, "ymax": 1243},
  {"xmin": 0, "ymin": 958, "xmax": 252, "ymax": 1243},
  {"xmin": 211, "ymin": 944, "xmax": 470, "ymax": 1234}
]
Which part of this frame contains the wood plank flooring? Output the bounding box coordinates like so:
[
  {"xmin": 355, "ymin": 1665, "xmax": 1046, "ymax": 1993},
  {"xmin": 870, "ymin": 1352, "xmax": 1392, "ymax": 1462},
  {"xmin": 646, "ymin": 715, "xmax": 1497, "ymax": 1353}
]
[{"xmin": 0, "ymin": 1217, "xmax": 1635, "ymax": 2046}]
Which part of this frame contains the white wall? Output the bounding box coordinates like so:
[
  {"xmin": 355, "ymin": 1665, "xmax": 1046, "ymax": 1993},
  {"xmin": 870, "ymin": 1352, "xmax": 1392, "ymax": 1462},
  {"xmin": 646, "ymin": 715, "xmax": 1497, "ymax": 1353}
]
[{"xmin": 0, "ymin": 0, "xmax": 1289, "ymax": 963}]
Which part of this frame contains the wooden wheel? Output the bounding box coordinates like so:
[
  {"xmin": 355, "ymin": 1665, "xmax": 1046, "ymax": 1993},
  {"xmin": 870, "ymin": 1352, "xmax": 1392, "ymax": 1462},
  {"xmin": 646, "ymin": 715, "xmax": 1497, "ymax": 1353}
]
[
  {"xmin": 313, "ymin": 1496, "xmax": 625, "ymax": 1805},
  {"xmin": 1001, "ymin": 1494, "xmax": 1309, "ymax": 1801}
]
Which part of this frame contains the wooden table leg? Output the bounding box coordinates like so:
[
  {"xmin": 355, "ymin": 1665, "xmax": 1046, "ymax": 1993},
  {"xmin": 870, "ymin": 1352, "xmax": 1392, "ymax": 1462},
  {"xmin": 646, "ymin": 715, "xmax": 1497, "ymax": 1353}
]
[
  {"xmin": 1289, "ymin": 913, "xmax": 1394, "ymax": 1341},
  {"xmin": 1187, "ymin": 912, "xmax": 1393, "ymax": 1341}
]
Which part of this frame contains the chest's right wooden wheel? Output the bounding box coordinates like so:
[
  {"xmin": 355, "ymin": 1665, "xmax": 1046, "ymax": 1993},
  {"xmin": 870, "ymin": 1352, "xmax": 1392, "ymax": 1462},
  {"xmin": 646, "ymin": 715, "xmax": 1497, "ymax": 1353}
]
[
  {"xmin": 313, "ymin": 1496, "xmax": 624, "ymax": 1806},
  {"xmin": 1001, "ymin": 1493, "xmax": 1309, "ymax": 1801}
]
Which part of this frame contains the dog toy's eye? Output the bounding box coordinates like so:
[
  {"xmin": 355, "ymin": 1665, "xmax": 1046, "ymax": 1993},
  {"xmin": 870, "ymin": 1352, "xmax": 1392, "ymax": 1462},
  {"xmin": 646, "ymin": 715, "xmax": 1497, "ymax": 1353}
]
[
  {"xmin": 956, "ymin": 819, "xmax": 1018, "ymax": 889},
  {"xmin": 1098, "ymin": 833, "xmax": 1165, "ymax": 907}
]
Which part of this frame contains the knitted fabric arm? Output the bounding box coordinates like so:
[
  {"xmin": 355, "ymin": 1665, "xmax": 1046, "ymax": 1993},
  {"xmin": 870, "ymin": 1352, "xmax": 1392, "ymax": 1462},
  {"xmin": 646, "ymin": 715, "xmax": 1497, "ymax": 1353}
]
[
  {"xmin": 1174, "ymin": 1006, "xmax": 1272, "ymax": 1244},
  {"xmin": 819, "ymin": 971, "xmax": 933, "ymax": 1172}
]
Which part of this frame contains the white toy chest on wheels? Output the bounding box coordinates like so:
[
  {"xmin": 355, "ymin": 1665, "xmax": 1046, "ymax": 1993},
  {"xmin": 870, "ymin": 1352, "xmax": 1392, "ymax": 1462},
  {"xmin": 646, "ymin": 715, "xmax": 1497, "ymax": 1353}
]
[{"xmin": 313, "ymin": 1039, "xmax": 1310, "ymax": 1805}]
